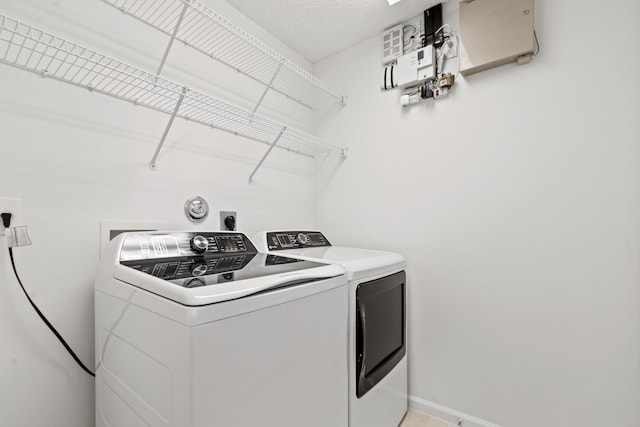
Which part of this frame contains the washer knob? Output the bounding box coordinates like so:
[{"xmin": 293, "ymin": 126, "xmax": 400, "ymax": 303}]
[
  {"xmin": 191, "ymin": 262, "xmax": 208, "ymax": 277},
  {"xmin": 297, "ymin": 233, "xmax": 309, "ymax": 245},
  {"xmin": 190, "ymin": 235, "xmax": 209, "ymax": 253}
]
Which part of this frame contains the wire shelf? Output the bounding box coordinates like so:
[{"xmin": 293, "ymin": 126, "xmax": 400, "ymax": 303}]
[
  {"xmin": 99, "ymin": 0, "xmax": 346, "ymax": 109},
  {"xmin": 0, "ymin": 15, "xmax": 346, "ymax": 163}
]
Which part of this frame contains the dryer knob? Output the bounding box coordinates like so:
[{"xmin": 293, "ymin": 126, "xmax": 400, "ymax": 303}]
[
  {"xmin": 297, "ymin": 233, "xmax": 309, "ymax": 245},
  {"xmin": 190, "ymin": 235, "xmax": 209, "ymax": 253}
]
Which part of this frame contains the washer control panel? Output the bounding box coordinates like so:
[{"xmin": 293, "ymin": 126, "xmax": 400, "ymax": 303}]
[
  {"xmin": 266, "ymin": 231, "xmax": 331, "ymax": 251},
  {"xmin": 118, "ymin": 231, "xmax": 258, "ymax": 282},
  {"xmin": 119, "ymin": 231, "xmax": 256, "ymax": 261}
]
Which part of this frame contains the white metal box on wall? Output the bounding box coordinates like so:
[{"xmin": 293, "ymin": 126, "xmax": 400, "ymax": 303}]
[
  {"xmin": 397, "ymin": 45, "xmax": 436, "ymax": 87},
  {"xmin": 459, "ymin": 0, "xmax": 535, "ymax": 76}
]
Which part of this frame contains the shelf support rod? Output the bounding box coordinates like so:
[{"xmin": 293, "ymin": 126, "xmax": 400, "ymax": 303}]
[
  {"xmin": 252, "ymin": 62, "xmax": 283, "ymax": 114},
  {"xmin": 156, "ymin": 2, "xmax": 189, "ymax": 78},
  {"xmin": 150, "ymin": 86, "xmax": 187, "ymax": 170},
  {"xmin": 248, "ymin": 127, "xmax": 286, "ymax": 183}
]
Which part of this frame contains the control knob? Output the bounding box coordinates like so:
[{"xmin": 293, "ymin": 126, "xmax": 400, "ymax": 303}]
[
  {"xmin": 297, "ymin": 233, "xmax": 309, "ymax": 245},
  {"xmin": 190, "ymin": 235, "xmax": 209, "ymax": 253},
  {"xmin": 191, "ymin": 262, "xmax": 208, "ymax": 277}
]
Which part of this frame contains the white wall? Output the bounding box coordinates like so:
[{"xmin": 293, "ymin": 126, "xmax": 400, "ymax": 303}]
[
  {"xmin": 0, "ymin": 1, "xmax": 317, "ymax": 426},
  {"xmin": 314, "ymin": 0, "xmax": 640, "ymax": 426}
]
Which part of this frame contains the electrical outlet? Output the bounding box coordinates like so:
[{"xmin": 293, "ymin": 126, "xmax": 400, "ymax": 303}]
[
  {"xmin": 433, "ymin": 87, "xmax": 449, "ymax": 98},
  {"xmin": 0, "ymin": 198, "xmax": 23, "ymax": 227},
  {"xmin": 444, "ymin": 39, "xmax": 458, "ymax": 59},
  {"xmin": 219, "ymin": 211, "xmax": 237, "ymax": 231}
]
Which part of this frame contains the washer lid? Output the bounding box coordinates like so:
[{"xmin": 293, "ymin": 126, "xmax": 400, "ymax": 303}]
[{"xmin": 113, "ymin": 252, "xmax": 344, "ymax": 306}]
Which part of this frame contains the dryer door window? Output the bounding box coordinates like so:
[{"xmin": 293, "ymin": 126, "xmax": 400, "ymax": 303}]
[{"xmin": 356, "ymin": 270, "xmax": 406, "ymax": 398}]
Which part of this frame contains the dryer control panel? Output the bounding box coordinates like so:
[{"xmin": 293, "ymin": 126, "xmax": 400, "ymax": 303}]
[{"xmin": 266, "ymin": 231, "xmax": 331, "ymax": 251}]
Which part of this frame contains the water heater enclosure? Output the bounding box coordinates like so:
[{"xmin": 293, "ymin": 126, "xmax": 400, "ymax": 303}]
[{"xmin": 459, "ymin": 0, "xmax": 535, "ymax": 76}]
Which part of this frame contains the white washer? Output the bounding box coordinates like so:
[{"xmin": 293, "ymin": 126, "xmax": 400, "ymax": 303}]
[
  {"xmin": 253, "ymin": 231, "xmax": 408, "ymax": 427},
  {"xmin": 95, "ymin": 231, "xmax": 348, "ymax": 427}
]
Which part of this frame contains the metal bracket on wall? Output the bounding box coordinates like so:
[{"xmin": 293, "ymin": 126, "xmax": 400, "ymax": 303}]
[
  {"xmin": 252, "ymin": 61, "xmax": 283, "ymax": 114},
  {"xmin": 155, "ymin": 2, "xmax": 189, "ymax": 78},
  {"xmin": 248, "ymin": 127, "xmax": 286, "ymax": 183},
  {"xmin": 150, "ymin": 86, "xmax": 187, "ymax": 170}
]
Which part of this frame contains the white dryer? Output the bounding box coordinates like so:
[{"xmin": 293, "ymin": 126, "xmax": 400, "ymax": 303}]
[
  {"xmin": 95, "ymin": 231, "xmax": 348, "ymax": 427},
  {"xmin": 253, "ymin": 231, "xmax": 408, "ymax": 427}
]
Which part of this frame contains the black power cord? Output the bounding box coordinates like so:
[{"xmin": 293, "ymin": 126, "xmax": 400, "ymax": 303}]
[
  {"xmin": 1, "ymin": 212, "xmax": 11, "ymax": 228},
  {"xmin": 3, "ymin": 215, "xmax": 94, "ymax": 377}
]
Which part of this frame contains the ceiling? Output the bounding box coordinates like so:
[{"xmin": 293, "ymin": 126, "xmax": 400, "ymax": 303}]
[{"xmin": 225, "ymin": 0, "xmax": 441, "ymax": 63}]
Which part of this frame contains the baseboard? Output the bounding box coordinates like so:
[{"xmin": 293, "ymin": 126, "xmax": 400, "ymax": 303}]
[{"xmin": 408, "ymin": 395, "xmax": 503, "ymax": 427}]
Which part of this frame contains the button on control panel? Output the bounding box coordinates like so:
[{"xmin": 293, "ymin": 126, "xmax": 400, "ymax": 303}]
[
  {"xmin": 266, "ymin": 231, "xmax": 331, "ymax": 251},
  {"xmin": 215, "ymin": 235, "xmax": 247, "ymax": 252}
]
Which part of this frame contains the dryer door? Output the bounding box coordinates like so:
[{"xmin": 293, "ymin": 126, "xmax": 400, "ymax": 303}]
[{"xmin": 355, "ymin": 270, "xmax": 406, "ymax": 398}]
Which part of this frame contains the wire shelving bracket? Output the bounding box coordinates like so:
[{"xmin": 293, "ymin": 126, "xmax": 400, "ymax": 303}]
[
  {"xmin": 99, "ymin": 0, "xmax": 347, "ymax": 111},
  {"xmin": 0, "ymin": 15, "xmax": 347, "ymax": 181}
]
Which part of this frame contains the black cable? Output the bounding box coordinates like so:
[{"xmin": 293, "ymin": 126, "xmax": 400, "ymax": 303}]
[
  {"xmin": 390, "ymin": 65, "xmax": 395, "ymax": 88},
  {"xmin": 8, "ymin": 247, "xmax": 95, "ymax": 377},
  {"xmin": 533, "ymin": 30, "xmax": 540, "ymax": 56},
  {"xmin": 383, "ymin": 66, "xmax": 388, "ymax": 90}
]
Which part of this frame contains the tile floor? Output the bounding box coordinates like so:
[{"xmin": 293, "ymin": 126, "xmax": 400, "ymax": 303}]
[{"xmin": 399, "ymin": 409, "xmax": 454, "ymax": 427}]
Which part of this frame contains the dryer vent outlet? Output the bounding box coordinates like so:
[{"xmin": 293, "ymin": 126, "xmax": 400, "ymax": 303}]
[{"xmin": 220, "ymin": 211, "xmax": 237, "ymax": 231}]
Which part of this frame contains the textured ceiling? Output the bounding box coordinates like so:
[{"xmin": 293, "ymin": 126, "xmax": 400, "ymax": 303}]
[{"xmin": 225, "ymin": 0, "xmax": 441, "ymax": 62}]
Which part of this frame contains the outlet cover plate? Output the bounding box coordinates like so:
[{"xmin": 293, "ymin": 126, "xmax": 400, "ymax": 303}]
[
  {"xmin": 444, "ymin": 38, "xmax": 458, "ymax": 59},
  {"xmin": 219, "ymin": 211, "xmax": 237, "ymax": 231}
]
